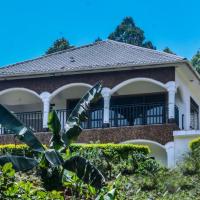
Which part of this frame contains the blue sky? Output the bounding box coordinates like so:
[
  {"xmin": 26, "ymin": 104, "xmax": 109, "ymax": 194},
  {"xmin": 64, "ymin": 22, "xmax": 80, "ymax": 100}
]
[{"xmin": 0, "ymin": 0, "xmax": 199, "ymax": 66}]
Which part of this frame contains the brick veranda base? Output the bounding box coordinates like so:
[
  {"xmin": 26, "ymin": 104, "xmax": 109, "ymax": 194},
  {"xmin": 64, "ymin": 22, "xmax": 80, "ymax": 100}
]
[{"xmin": 0, "ymin": 124, "xmax": 178, "ymax": 145}]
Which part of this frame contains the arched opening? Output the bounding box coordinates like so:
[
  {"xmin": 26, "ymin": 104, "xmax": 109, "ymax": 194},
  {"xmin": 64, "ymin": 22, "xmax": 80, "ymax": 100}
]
[
  {"xmin": 0, "ymin": 88, "xmax": 43, "ymax": 132},
  {"xmin": 122, "ymin": 139, "xmax": 168, "ymax": 166},
  {"xmin": 109, "ymin": 78, "xmax": 168, "ymax": 127},
  {"xmin": 50, "ymin": 83, "xmax": 103, "ymax": 130}
]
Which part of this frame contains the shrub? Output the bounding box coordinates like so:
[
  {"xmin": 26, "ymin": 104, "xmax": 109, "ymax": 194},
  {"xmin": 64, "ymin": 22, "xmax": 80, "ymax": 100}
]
[
  {"xmin": 70, "ymin": 143, "xmax": 150, "ymax": 179},
  {"xmin": 189, "ymin": 137, "xmax": 200, "ymax": 151},
  {"xmin": 0, "ymin": 163, "xmax": 64, "ymax": 200},
  {"xmin": 70, "ymin": 143, "xmax": 150, "ymax": 158}
]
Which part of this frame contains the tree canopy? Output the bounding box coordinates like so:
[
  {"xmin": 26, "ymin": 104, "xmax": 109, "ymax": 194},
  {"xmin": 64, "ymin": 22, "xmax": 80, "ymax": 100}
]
[
  {"xmin": 46, "ymin": 37, "xmax": 73, "ymax": 55},
  {"xmin": 191, "ymin": 50, "xmax": 200, "ymax": 74},
  {"xmin": 108, "ymin": 17, "xmax": 156, "ymax": 49},
  {"xmin": 163, "ymin": 47, "xmax": 176, "ymax": 55}
]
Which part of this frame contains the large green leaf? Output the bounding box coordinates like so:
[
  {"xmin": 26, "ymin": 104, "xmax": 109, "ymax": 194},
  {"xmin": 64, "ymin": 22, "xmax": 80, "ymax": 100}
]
[
  {"xmin": 0, "ymin": 105, "xmax": 45, "ymax": 152},
  {"xmin": 63, "ymin": 156, "xmax": 105, "ymax": 189},
  {"xmin": 44, "ymin": 149, "xmax": 64, "ymax": 167},
  {"xmin": 0, "ymin": 155, "xmax": 38, "ymax": 171},
  {"xmin": 62, "ymin": 82, "xmax": 102, "ymax": 146},
  {"xmin": 48, "ymin": 110, "xmax": 63, "ymax": 150}
]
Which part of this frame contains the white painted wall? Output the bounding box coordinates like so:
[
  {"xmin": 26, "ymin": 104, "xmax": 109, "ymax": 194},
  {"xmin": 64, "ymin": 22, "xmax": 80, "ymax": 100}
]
[
  {"xmin": 175, "ymin": 68, "xmax": 200, "ymax": 130},
  {"xmin": 173, "ymin": 130, "xmax": 200, "ymax": 165}
]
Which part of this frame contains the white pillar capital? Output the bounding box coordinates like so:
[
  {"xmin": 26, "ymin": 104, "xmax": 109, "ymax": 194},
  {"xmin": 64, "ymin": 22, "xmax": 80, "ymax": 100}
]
[
  {"xmin": 40, "ymin": 92, "xmax": 51, "ymax": 102},
  {"xmin": 165, "ymin": 81, "xmax": 177, "ymax": 93},
  {"xmin": 101, "ymin": 87, "xmax": 111, "ymax": 98},
  {"xmin": 40, "ymin": 92, "xmax": 51, "ymax": 129},
  {"xmin": 101, "ymin": 87, "xmax": 111, "ymax": 126}
]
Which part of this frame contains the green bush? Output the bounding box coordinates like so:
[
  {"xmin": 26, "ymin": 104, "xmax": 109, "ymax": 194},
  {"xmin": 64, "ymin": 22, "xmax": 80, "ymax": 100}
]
[
  {"xmin": 70, "ymin": 143, "xmax": 150, "ymax": 158},
  {"xmin": 70, "ymin": 143, "xmax": 150, "ymax": 179},
  {"xmin": 189, "ymin": 137, "xmax": 200, "ymax": 151}
]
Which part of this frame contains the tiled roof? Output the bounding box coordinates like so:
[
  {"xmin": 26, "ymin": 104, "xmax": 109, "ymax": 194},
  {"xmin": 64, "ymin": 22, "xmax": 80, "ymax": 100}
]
[{"xmin": 0, "ymin": 40, "xmax": 184, "ymax": 78}]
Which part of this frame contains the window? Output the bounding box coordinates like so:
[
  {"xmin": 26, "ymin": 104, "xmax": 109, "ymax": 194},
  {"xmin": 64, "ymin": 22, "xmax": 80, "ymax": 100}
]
[{"xmin": 190, "ymin": 98, "xmax": 199, "ymax": 130}]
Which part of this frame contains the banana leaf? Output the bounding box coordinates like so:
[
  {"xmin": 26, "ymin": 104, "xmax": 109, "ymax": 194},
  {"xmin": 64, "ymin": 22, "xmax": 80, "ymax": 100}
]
[
  {"xmin": 62, "ymin": 82, "xmax": 102, "ymax": 146},
  {"xmin": 63, "ymin": 156, "xmax": 105, "ymax": 189},
  {"xmin": 0, "ymin": 155, "xmax": 38, "ymax": 171},
  {"xmin": 0, "ymin": 105, "xmax": 45, "ymax": 153},
  {"xmin": 44, "ymin": 149, "xmax": 64, "ymax": 167},
  {"xmin": 48, "ymin": 110, "xmax": 63, "ymax": 150}
]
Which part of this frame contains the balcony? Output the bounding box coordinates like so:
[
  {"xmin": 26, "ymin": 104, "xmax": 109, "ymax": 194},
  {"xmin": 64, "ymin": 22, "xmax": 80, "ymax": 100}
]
[{"xmin": 0, "ymin": 103, "xmax": 179, "ymax": 134}]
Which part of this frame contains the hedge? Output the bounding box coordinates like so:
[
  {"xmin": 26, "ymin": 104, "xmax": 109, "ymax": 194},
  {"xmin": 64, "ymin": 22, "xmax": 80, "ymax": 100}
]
[
  {"xmin": 189, "ymin": 137, "xmax": 200, "ymax": 151},
  {"xmin": 70, "ymin": 143, "xmax": 150, "ymax": 156},
  {"xmin": 0, "ymin": 143, "xmax": 150, "ymax": 158}
]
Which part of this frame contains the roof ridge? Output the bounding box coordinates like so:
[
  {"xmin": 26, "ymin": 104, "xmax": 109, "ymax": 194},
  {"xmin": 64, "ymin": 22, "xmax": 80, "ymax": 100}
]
[
  {"xmin": 106, "ymin": 39, "xmax": 184, "ymax": 60},
  {"xmin": 0, "ymin": 40, "xmax": 107, "ymax": 70}
]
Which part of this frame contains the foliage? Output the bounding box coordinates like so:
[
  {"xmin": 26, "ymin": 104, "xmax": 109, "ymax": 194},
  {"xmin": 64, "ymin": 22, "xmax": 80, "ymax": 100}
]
[
  {"xmin": 46, "ymin": 37, "xmax": 73, "ymax": 54},
  {"xmin": 108, "ymin": 16, "xmax": 156, "ymax": 49},
  {"xmin": 70, "ymin": 143, "xmax": 149, "ymax": 157},
  {"xmin": 189, "ymin": 136, "xmax": 200, "ymax": 151},
  {"xmin": 0, "ymin": 163, "xmax": 64, "ymax": 200},
  {"xmin": 71, "ymin": 144, "xmax": 151, "ymax": 180},
  {"xmin": 163, "ymin": 47, "xmax": 176, "ymax": 55},
  {"xmin": 191, "ymin": 50, "xmax": 200, "ymax": 74},
  {"xmin": 94, "ymin": 37, "xmax": 102, "ymax": 42}
]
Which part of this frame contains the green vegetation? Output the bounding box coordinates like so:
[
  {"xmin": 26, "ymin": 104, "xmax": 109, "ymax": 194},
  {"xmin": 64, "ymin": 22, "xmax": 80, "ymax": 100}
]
[
  {"xmin": 46, "ymin": 37, "xmax": 73, "ymax": 55},
  {"xmin": 108, "ymin": 16, "xmax": 155, "ymax": 49},
  {"xmin": 191, "ymin": 50, "xmax": 200, "ymax": 74}
]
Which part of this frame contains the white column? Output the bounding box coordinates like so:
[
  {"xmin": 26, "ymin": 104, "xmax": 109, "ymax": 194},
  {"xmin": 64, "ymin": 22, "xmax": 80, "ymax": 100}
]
[
  {"xmin": 40, "ymin": 92, "xmax": 51, "ymax": 129},
  {"xmin": 166, "ymin": 81, "xmax": 176, "ymax": 121},
  {"xmin": 165, "ymin": 142, "xmax": 175, "ymax": 168},
  {"xmin": 101, "ymin": 87, "xmax": 111, "ymax": 127}
]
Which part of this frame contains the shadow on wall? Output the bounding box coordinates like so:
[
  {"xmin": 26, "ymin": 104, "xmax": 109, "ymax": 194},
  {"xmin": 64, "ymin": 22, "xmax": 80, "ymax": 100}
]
[{"xmin": 121, "ymin": 139, "xmax": 167, "ymax": 166}]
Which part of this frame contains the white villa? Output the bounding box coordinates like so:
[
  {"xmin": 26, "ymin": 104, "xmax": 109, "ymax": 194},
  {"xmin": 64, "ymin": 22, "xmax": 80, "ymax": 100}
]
[{"xmin": 0, "ymin": 40, "xmax": 199, "ymax": 167}]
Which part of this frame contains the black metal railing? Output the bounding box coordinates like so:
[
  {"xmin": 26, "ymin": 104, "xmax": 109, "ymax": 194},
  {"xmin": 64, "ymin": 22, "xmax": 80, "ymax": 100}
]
[
  {"xmin": 0, "ymin": 103, "xmax": 180, "ymax": 134},
  {"xmin": 109, "ymin": 103, "xmax": 168, "ymax": 127},
  {"xmin": 56, "ymin": 107, "xmax": 103, "ymax": 130},
  {"xmin": 0, "ymin": 111, "xmax": 43, "ymax": 134}
]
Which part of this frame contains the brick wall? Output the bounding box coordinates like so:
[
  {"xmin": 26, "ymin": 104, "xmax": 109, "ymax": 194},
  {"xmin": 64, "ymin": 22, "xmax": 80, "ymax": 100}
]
[
  {"xmin": 0, "ymin": 67, "xmax": 175, "ymax": 94},
  {"xmin": 0, "ymin": 124, "xmax": 178, "ymax": 146}
]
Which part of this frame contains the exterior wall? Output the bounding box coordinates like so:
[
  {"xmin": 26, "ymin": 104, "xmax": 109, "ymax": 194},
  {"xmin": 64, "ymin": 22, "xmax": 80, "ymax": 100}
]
[
  {"xmin": 175, "ymin": 69, "xmax": 200, "ymax": 130},
  {"xmin": 173, "ymin": 130, "xmax": 200, "ymax": 164},
  {"xmin": 0, "ymin": 124, "xmax": 178, "ymax": 145},
  {"xmin": 0, "ymin": 67, "xmax": 175, "ymax": 94}
]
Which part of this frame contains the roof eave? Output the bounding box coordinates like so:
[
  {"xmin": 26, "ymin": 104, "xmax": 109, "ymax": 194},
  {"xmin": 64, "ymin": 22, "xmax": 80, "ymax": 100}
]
[{"xmin": 0, "ymin": 60, "xmax": 186, "ymax": 81}]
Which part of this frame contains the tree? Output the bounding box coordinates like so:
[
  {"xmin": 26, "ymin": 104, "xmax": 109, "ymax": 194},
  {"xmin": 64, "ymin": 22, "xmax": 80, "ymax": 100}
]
[
  {"xmin": 46, "ymin": 37, "xmax": 73, "ymax": 54},
  {"xmin": 108, "ymin": 17, "xmax": 156, "ymax": 49},
  {"xmin": 191, "ymin": 50, "xmax": 200, "ymax": 74},
  {"xmin": 94, "ymin": 37, "xmax": 102, "ymax": 42},
  {"xmin": 163, "ymin": 47, "xmax": 176, "ymax": 55}
]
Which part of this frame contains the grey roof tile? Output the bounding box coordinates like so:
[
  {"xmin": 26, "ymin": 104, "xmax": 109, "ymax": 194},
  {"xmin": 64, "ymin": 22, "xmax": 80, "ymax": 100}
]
[{"xmin": 0, "ymin": 40, "xmax": 184, "ymax": 77}]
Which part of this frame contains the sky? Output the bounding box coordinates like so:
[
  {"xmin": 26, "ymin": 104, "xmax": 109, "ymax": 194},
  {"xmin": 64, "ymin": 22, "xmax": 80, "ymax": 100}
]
[{"xmin": 0, "ymin": 0, "xmax": 200, "ymax": 67}]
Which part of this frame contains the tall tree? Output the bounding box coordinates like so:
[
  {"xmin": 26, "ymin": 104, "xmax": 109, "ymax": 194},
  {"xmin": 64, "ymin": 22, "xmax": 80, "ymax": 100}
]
[
  {"xmin": 108, "ymin": 17, "xmax": 156, "ymax": 49},
  {"xmin": 191, "ymin": 50, "xmax": 200, "ymax": 74},
  {"xmin": 163, "ymin": 47, "xmax": 176, "ymax": 55},
  {"xmin": 46, "ymin": 37, "xmax": 73, "ymax": 55},
  {"xmin": 94, "ymin": 37, "xmax": 102, "ymax": 42}
]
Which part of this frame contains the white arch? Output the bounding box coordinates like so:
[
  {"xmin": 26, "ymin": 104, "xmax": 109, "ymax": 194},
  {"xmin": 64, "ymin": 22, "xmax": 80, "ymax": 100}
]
[
  {"xmin": 110, "ymin": 77, "xmax": 167, "ymax": 95},
  {"xmin": 0, "ymin": 87, "xmax": 41, "ymax": 100},
  {"xmin": 50, "ymin": 83, "xmax": 92, "ymax": 100},
  {"xmin": 121, "ymin": 139, "xmax": 168, "ymax": 167},
  {"xmin": 120, "ymin": 139, "xmax": 165, "ymax": 149}
]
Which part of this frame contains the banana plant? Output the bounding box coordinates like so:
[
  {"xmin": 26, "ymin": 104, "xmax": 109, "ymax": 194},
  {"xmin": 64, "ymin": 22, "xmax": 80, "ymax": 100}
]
[{"xmin": 0, "ymin": 82, "xmax": 105, "ymax": 189}]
